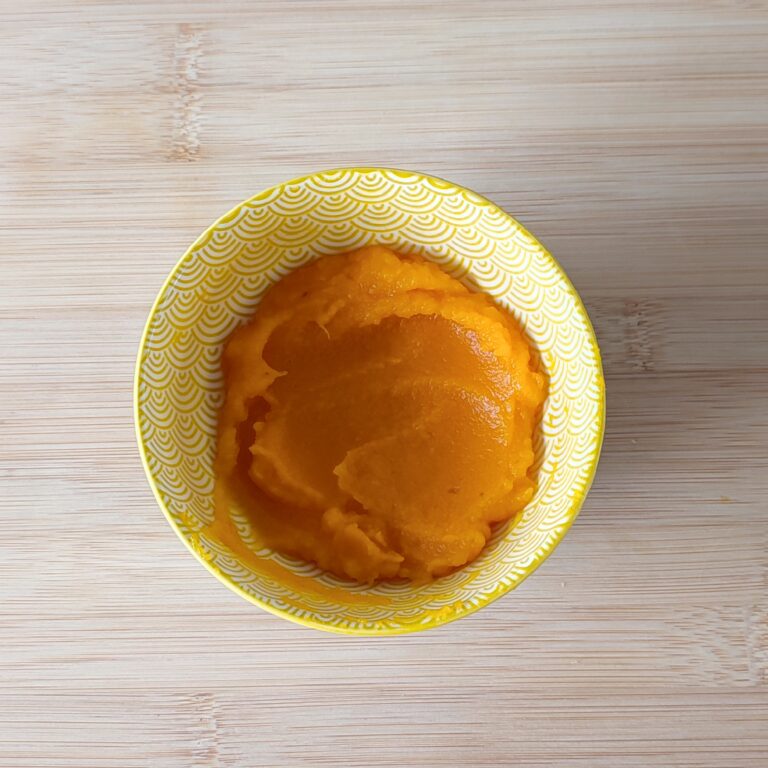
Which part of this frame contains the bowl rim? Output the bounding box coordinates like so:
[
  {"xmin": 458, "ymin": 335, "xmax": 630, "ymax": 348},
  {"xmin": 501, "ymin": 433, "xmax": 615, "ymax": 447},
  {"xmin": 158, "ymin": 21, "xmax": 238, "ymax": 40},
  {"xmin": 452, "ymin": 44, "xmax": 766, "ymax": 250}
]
[{"xmin": 134, "ymin": 166, "xmax": 606, "ymax": 636}]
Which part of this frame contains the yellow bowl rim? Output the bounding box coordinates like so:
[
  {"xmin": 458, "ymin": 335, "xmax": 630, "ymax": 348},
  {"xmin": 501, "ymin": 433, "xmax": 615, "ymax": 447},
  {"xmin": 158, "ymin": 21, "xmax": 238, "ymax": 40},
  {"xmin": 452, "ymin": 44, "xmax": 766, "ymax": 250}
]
[{"xmin": 134, "ymin": 166, "xmax": 606, "ymax": 636}]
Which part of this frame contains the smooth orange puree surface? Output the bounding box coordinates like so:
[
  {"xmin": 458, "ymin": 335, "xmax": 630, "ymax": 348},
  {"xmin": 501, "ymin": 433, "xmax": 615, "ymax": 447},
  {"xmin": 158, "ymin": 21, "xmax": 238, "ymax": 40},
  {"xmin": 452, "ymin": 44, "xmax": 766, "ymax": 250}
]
[{"xmin": 214, "ymin": 246, "xmax": 546, "ymax": 584}]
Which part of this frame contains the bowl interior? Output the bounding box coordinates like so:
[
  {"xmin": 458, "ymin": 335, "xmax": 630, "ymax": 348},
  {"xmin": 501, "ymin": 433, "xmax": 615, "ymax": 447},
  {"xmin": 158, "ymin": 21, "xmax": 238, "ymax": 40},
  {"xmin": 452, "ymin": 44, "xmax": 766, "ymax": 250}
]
[{"xmin": 135, "ymin": 168, "xmax": 604, "ymax": 634}]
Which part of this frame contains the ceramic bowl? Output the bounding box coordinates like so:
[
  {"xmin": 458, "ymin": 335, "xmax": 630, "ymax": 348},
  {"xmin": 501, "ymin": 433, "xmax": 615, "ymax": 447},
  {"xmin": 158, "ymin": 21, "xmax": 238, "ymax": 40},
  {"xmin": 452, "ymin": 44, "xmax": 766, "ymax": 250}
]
[{"xmin": 135, "ymin": 167, "xmax": 604, "ymax": 634}]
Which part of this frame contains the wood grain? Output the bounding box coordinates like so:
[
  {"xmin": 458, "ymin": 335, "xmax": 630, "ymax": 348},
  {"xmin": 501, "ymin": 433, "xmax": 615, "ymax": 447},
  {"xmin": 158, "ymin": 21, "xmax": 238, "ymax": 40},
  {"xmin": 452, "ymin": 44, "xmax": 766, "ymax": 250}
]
[{"xmin": 1, "ymin": 1, "xmax": 767, "ymax": 765}]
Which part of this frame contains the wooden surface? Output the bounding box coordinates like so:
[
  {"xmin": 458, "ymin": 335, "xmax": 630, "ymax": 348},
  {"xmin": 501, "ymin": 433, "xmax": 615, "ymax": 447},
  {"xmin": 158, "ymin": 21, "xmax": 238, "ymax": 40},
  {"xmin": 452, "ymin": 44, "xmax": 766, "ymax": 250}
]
[{"xmin": 2, "ymin": 1, "xmax": 767, "ymax": 765}]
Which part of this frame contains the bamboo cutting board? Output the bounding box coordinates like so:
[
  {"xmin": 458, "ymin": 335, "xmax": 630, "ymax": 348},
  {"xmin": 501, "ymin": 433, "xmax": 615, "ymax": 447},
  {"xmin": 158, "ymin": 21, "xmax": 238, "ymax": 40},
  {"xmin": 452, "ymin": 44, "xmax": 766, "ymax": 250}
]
[{"xmin": 1, "ymin": 1, "xmax": 767, "ymax": 765}]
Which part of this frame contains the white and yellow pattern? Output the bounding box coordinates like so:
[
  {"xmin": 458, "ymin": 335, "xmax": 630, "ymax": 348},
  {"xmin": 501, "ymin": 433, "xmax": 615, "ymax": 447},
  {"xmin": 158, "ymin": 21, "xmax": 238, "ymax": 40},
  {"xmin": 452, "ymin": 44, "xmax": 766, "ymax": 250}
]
[{"xmin": 134, "ymin": 168, "xmax": 605, "ymax": 635}]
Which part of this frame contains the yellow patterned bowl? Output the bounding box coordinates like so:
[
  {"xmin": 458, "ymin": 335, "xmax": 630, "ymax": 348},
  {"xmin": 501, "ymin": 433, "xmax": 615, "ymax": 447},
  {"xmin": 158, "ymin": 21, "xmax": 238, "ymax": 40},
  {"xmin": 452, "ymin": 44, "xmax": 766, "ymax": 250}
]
[{"xmin": 135, "ymin": 168, "xmax": 604, "ymax": 635}]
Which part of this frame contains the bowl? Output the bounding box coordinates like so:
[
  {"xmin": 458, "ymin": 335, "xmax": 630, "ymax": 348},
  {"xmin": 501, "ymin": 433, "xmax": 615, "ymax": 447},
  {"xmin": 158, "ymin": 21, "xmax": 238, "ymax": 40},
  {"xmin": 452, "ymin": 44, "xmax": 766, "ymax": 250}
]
[{"xmin": 134, "ymin": 167, "xmax": 605, "ymax": 635}]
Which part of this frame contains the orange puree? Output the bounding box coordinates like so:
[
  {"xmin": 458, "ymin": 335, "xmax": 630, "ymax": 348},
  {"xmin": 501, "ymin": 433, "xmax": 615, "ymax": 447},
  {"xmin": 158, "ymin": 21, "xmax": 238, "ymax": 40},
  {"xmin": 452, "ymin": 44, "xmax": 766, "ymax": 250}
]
[{"xmin": 213, "ymin": 246, "xmax": 546, "ymax": 584}]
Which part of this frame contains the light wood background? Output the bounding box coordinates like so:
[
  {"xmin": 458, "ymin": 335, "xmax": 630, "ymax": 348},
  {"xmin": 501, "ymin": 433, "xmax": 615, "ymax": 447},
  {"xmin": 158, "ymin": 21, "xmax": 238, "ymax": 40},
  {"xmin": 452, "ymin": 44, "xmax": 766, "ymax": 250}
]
[{"xmin": 2, "ymin": 1, "xmax": 767, "ymax": 766}]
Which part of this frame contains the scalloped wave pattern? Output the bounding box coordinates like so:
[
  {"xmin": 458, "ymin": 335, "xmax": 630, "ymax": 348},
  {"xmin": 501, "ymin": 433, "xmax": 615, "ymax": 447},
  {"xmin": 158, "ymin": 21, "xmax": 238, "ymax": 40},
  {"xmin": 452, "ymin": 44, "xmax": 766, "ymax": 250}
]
[{"xmin": 136, "ymin": 169, "xmax": 604, "ymax": 634}]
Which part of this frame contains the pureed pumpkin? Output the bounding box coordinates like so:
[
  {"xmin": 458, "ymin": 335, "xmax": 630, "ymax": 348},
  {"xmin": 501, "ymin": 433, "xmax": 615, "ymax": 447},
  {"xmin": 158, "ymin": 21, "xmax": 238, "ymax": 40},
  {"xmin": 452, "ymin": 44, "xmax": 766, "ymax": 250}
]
[{"xmin": 213, "ymin": 246, "xmax": 546, "ymax": 584}]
